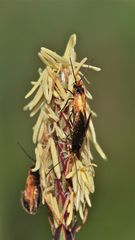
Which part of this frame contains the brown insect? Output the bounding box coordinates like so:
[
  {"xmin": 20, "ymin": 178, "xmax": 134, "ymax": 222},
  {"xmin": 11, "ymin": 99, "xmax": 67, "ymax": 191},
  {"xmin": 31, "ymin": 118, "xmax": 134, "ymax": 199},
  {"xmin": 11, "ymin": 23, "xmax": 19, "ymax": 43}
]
[
  {"xmin": 70, "ymin": 60, "xmax": 92, "ymax": 155},
  {"xmin": 17, "ymin": 142, "xmax": 41, "ymax": 214},
  {"xmin": 21, "ymin": 167, "xmax": 41, "ymax": 215}
]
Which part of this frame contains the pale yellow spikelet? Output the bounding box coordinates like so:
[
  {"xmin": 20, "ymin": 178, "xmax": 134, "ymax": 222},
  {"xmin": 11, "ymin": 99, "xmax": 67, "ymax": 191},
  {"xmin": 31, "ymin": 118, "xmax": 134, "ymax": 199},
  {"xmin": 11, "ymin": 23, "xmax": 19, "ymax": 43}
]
[
  {"xmin": 44, "ymin": 105, "xmax": 59, "ymax": 122},
  {"xmin": 67, "ymin": 203, "xmax": 71, "ymax": 214},
  {"xmin": 89, "ymin": 119, "xmax": 97, "ymax": 144},
  {"xmin": 39, "ymin": 51, "xmax": 59, "ymax": 69},
  {"xmin": 32, "ymin": 143, "xmax": 42, "ymax": 172},
  {"xmin": 83, "ymin": 139, "xmax": 94, "ymax": 161},
  {"xmin": 78, "ymin": 161, "xmax": 94, "ymax": 193},
  {"xmin": 81, "ymin": 171, "xmax": 91, "ymax": 192},
  {"xmin": 90, "ymin": 120, "xmax": 107, "ymax": 160},
  {"xmin": 42, "ymin": 69, "xmax": 49, "ymax": 101},
  {"xmin": 75, "ymin": 57, "xmax": 88, "ymax": 74},
  {"xmin": 81, "ymin": 149, "xmax": 93, "ymax": 166},
  {"xmin": 53, "ymin": 89, "xmax": 61, "ymax": 99},
  {"xmin": 46, "ymin": 65, "xmax": 55, "ymax": 79},
  {"xmin": 60, "ymin": 195, "xmax": 70, "ymax": 223},
  {"xmin": 53, "ymin": 196, "xmax": 61, "ymax": 220},
  {"xmin": 44, "ymin": 185, "xmax": 54, "ymax": 194},
  {"xmin": 68, "ymin": 74, "xmax": 74, "ymax": 92},
  {"xmin": 38, "ymin": 52, "xmax": 49, "ymax": 66},
  {"xmin": 94, "ymin": 142, "xmax": 107, "ymax": 160},
  {"xmin": 75, "ymin": 186, "xmax": 81, "ymax": 211},
  {"xmin": 84, "ymin": 186, "xmax": 92, "ymax": 207},
  {"xmin": 28, "ymin": 85, "xmax": 43, "ymax": 111},
  {"xmin": 64, "ymin": 34, "xmax": 76, "ymax": 59},
  {"xmin": 50, "ymin": 138, "xmax": 61, "ymax": 179},
  {"xmin": 25, "ymin": 74, "xmax": 43, "ymax": 99},
  {"xmin": 79, "ymin": 204, "xmax": 84, "ymax": 220},
  {"xmin": 29, "ymin": 99, "xmax": 44, "ymax": 117},
  {"xmin": 33, "ymin": 111, "xmax": 43, "ymax": 143},
  {"xmin": 66, "ymin": 170, "xmax": 75, "ymax": 179},
  {"xmin": 82, "ymin": 63, "xmax": 101, "ymax": 72},
  {"xmin": 66, "ymin": 192, "xmax": 74, "ymax": 226},
  {"xmin": 41, "ymin": 137, "xmax": 51, "ymax": 162},
  {"xmin": 85, "ymin": 171, "xmax": 95, "ymax": 193},
  {"xmin": 72, "ymin": 172, "xmax": 78, "ymax": 194},
  {"xmin": 40, "ymin": 160, "xmax": 47, "ymax": 204},
  {"xmin": 80, "ymin": 185, "xmax": 84, "ymax": 204},
  {"xmin": 37, "ymin": 122, "xmax": 45, "ymax": 142},
  {"xmin": 60, "ymin": 91, "xmax": 71, "ymax": 111},
  {"xmin": 45, "ymin": 193, "xmax": 60, "ymax": 227},
  {"xmin": 30, "ymin": 81, "xmax": 37, "ymax": 85},
  {"xmin": 41, "ymin": 69, "xmax": 53, "ymax": 104},
  {"xmin": 55, "ymin": 78, "xmax": 67, "ymax": 100},
  {"xmin": 54, "ymin": 122, "xmax": 65, "ymax": 139},
  {"xmin": 41, "ymin": 47, "xmax": 68, "ymax": 66},
  {"xmin": 23, "ymin": 102, "xmax": 31, "ymax": 111},
  {"xmin": 47, "ymin": 76, "xmax": 53, "ymax": 104},
  {"xmin": 80, "ymin": 177, "xmax": 85, "ymax": 203}
]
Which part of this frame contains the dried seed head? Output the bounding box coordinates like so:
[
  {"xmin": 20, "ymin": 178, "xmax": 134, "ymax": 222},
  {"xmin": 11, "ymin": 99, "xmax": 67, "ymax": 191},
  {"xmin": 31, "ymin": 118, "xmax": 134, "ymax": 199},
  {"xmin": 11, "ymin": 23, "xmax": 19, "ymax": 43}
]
[{"xmin": 23, "ymin": 34, "xmax": 106, "ymax": 237}]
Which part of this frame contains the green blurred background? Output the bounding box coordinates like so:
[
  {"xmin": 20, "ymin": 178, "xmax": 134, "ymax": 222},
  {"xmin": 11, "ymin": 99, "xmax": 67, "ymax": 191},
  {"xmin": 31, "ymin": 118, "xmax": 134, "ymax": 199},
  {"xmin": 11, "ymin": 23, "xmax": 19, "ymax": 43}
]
[{"xmin": 0, "ymin": 1, "xmax": 134, "ymax": 240}]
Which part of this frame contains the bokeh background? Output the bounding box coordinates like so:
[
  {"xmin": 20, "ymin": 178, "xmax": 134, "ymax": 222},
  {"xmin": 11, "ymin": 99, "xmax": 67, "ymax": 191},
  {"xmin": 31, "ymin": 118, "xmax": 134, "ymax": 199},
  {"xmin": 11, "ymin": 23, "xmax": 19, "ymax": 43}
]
[{"xmin": 0, "ymin": 1, "xmax": 134, "ymax": 240}]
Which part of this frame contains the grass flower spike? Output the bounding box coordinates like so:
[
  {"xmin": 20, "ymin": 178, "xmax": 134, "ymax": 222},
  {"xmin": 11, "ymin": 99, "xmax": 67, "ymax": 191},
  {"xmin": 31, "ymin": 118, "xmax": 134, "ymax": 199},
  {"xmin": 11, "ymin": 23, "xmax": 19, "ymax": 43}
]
[{"xmin": 23, "ymin": 34, "xmax": 106, "ymax": 240}]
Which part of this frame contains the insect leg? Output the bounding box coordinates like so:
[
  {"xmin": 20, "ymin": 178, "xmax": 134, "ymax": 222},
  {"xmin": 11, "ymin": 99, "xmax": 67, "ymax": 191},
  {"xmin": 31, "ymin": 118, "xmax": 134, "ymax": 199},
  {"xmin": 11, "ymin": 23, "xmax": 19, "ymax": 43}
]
[
  {"xmin": 85, "ymin": 112, "xmax": 92, "ymax": 131},
  {"xmin": 17, "ymin": 141, "xmax": 35, "ymax": 162},
  {"xmin": 60, "ymin": 97, "xmax": 74, "ymax": 112},
  {"xmin": 68, "ymin": 110, "xmax": 73, "ymax": 125},
  {"xmin": 46, "ymin": 160, "xmax": 62, "ymax": 177},
  {"xmin": 67, "ymin": 89, "xmax": 73, "ymax": 95}
]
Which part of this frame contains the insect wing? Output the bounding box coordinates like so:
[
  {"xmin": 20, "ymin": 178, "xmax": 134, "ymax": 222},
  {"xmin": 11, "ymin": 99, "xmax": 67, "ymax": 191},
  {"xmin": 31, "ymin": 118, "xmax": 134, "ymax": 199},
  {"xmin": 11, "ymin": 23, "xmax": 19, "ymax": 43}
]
[{"xmin": 72, "ymin": 111, "xmax": 86, "ymax": 153}]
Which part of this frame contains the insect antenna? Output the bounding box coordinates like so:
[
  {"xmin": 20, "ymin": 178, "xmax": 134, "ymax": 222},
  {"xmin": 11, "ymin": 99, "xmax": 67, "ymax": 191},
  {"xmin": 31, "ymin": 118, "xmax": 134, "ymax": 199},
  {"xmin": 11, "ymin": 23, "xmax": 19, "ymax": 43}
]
[
  {"xmin": 17, "ymin": 141, "xmax": 35, "ymax": 162},
  {"xmin": 79, "ymin": 68, "xmax": 89, "ymax": 84},
  {"xmin": 46, "ymin": 160, "xmax": 62, "ymax": 177},
  {"xmin": 70, "ymin": 57, "xmax": 90, "ymax": 85}
]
